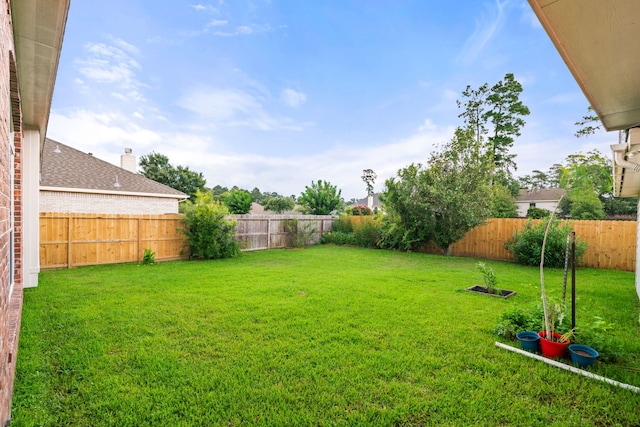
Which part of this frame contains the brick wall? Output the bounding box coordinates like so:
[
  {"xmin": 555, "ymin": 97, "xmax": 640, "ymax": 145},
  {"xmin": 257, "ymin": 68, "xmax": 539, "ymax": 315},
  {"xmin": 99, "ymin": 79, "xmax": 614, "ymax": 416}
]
[
  {"xmin": 40, "ymin": 191, "xmax": 181, "ymax": 214},
  {"xmin": 0, "ymin": 0, "xmax": 21, "ymax": 423}
]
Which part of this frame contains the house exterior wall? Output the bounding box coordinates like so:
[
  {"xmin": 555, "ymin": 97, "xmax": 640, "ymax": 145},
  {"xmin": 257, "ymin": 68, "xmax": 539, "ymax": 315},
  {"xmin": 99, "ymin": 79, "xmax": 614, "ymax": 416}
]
[
  {"xmin": 40, "ymin": 191, "xmax": 181, "ymax": 215},
  {"xmin": 1, "ymin": 2, "xmax": 20, "ymax": 423},
  {"xmin": 515, "ymin": 200, "xmax": 560, "ymax": 217}
]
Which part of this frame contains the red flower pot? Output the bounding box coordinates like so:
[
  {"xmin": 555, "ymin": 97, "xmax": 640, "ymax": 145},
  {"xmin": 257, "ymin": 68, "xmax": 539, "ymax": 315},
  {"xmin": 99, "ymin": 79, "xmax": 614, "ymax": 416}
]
[{"xmin": 538, "ymin": 332, "xmax": 570, "ymax": 358}]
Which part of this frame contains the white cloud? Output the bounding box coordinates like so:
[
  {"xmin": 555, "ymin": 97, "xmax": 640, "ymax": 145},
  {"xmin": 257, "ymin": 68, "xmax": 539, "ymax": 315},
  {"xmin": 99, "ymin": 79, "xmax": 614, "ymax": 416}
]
[
  {"xmin": 177, "ymin": 87, "xmax": 307, "ymax": 131},
  {"xmin": 208, "ymin": 19, "xmax": 228, "ymax": 27},
  {"xmin": 456, "ymin": 0, "xmax": 510, "ymax": 65},
  {"xmin": 418, "ymin": 119, "xmax": 437, "ymax": 132},
  {"xmin": 280, "ymin": 88, "xmax": 307, "ymax": 108},
  {"xmin": 75, "ymin": 39, "xmax": 147, "ymax": 103},
  {"xmin": 191, "ymin": 4, "xmax": 218, "ymax": 13},
  {"xmin": 47, "ymin": 106, "xmax": 453, "ymax": 199}
]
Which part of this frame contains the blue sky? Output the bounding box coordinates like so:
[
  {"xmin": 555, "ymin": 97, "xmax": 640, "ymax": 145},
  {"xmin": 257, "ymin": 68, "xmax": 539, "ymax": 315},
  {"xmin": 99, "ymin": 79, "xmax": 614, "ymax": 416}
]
[{"xmin": 47, "ymin": 0, "xmax": 612, "ymax": 200}]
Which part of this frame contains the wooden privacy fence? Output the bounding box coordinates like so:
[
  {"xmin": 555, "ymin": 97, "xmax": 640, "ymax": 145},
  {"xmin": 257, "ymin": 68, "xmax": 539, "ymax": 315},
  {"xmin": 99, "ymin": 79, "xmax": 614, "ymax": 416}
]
[
  {"xmin": 445, "ymin": 218, "xmax": 637, "ymax": 272},
  {"xmin": 39, "ymin": 213, "xmax": 336, "ymax": 269},
  {"xmin": 39, "ymin": 213, "xmax": 637, "ymax": 271},
  {"xmin": 40, "ymin": 213, "xmax": 188, "ymax": 269},
  {"xmin": 231, "ymin": 214, "xmax": 336, "ymax": 251}
]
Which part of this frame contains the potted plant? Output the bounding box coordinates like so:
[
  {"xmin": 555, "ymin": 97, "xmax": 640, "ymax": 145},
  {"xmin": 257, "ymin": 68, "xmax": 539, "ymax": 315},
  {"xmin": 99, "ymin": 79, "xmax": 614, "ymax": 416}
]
[
  {"xmin": 538, "ymin": 206, "xmax": 573, "ymax": 358},
  {"xmin": 537, "ymin": 299, "xmax": 572, "ymax": 358},
  {"xmin": 466, "ymin": 262, "xmax": 516, "ymax": 298}
]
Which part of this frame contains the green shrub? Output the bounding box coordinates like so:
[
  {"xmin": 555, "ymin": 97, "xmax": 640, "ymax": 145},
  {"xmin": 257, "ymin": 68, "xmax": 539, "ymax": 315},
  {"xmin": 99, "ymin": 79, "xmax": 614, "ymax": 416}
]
[
  {"xmin": 493, "ymin": 306, "xmax": 543, "ymax": 340},
  {"xmin": 476, "ymin": 262, "xmax": 500, "ymax": 295},
  {"xmin": 349, "ymin": 205, "xmax": 373, "ymax": 216},
  {"xmin": 526, "ymin": 206, "xmax": 550, "ymax": 218},
  {"xmin": 353, "ymin": 220, "xmax": 381, "ymax": 248},
  {"xmin": 320, "ymin": 231, "xmax": 356, "ymax": 246},
  {"xmin": 332, "ymin": 216, "xmax": 354, "ymax": 233},
  {"xmin": 575, "ymin": 316, "xmax": 624, "ymax": 363},
  {"xmin": 503, "ymin": 218, "xmax": 587, "ymax": 267},
  {"xmin": 141, "ymin": 248, "xmax": 156, "ymax": 265},
  {"xmin": 181, "ymin": 191, "xmax": 241, "ymax": 260},
  {"xmin": 283, "ymin": 218, "xmax": 317, "ymax": 248}
]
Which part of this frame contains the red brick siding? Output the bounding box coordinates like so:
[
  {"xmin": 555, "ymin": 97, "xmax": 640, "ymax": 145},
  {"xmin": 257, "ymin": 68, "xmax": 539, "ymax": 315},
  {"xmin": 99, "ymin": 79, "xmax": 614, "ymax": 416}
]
[{"xmin": 0, "ymin": 1, "xmax": 22, "ymax": 423}]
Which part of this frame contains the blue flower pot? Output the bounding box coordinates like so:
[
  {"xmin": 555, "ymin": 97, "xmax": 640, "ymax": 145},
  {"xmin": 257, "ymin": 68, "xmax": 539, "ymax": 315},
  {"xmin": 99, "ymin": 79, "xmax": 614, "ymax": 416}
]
[
  {"xmin": 516, "ymin": 331, "xmax": 541, "ymax": 353},
  {"xmin": 568, "ymin": 344, "xmax": 599, "ymax": 368}
]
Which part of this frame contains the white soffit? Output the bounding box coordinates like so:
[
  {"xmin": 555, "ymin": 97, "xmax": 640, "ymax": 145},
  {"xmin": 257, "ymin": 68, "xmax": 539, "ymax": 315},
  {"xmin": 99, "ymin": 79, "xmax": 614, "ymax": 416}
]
[
  {"xmin": 12, "ymin": 0, "xmax": 69, "ymax": 147},
  {"xmin": 529, "ymin": 0, "xmax": 640, "ymax": 131}
]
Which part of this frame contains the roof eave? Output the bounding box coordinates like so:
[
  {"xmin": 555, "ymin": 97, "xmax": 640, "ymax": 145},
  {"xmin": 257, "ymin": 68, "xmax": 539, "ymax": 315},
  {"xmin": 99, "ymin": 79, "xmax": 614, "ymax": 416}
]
[
  {"xmin": 528, "ymin": 0, "xmax": 640, "ymax": 132},
  {"xmin": 12, "ymin": 0, "xmax": 70, "ymax": 151}
]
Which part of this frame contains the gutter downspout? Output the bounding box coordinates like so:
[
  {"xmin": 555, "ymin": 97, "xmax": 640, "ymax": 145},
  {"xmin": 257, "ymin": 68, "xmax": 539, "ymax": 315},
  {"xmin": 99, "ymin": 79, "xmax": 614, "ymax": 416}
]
[{"xmin": 611, "ymin": 144, "xmax": 640, "ymax": 172}]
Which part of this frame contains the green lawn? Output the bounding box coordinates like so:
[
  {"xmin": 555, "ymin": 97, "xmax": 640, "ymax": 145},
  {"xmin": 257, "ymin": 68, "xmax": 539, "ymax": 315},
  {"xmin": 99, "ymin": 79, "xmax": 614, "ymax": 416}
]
[{"xmin": 12, "ymin": 245, "xmax": 640, "ymax": 426}]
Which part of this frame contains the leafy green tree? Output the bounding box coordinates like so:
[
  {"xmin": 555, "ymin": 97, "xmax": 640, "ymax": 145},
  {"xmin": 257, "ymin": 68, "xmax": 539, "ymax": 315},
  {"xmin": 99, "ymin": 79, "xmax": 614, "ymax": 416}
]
[
  {"xmin": 262, "ymin": 196, "xmax": 295, "ymax": 214},
  {"xmin": 457, "ymin": 73, "xmax": 530, "ymax": 175},
  {"xmin": 559, "ymin": 151, "xmax": 609, "ymax": 219},
  {"xmin": 250, "ymin": 187, "xmax": 263, "ymax": 203},
  {"xmin": 139, "ymin": 152, "xmax": 206, "ymax": 201},
  {"xmin": 520, "ymin": 149, "xmax": 637, "ymax": 217},
  {"xmin": 181, "ymin": 191, "xmax": 240, "ymax": 259},
  {"xmin": 527, "ymin": 206, "xmax": 550, "ymax": 219},
  {"xmin": 211, "ymin": 185, "xmax": 229, "ymax": 200},
  {"xmin": 381, "ymin": 128, "xmax": 493, "ymax": 254},
  {"xmin": 222, "ymin": 189, "xmax": 253, "ymax": 214},
  {"xmin": 298, "ymin": 180, "xmax": 343, "ymax": 215},
  {"xmin": 568, "ymin": 188, "xmax": 605, "ymax": 220},
  {"xmin": 573, "ymin": 109, "xmax": 638, "ymax": 216},
  {"xmin": 490, "ymin": 184, "xmax": 518, "ymax": 218}
]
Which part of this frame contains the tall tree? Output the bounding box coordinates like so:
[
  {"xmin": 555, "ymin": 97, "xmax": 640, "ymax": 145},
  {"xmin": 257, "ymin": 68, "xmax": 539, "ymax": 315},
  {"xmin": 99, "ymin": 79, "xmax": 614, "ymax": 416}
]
[
  {"xmin": 381, "ymin": 128, "xmax": 493, "ymax": 254},
  {"xmin": 139, "ymin": 152, "xmax": 206, "ymax": 201},
  {"xmin": 457, "ymin": 73, "xmax": 530, "ymax": 175},
  {"xmin": 298, "ymin": 180, "xmax": 342, "ymax": 215},
  {"xmin": 361, "ymin": 169, "xmax": 377, "ymax": 196}
]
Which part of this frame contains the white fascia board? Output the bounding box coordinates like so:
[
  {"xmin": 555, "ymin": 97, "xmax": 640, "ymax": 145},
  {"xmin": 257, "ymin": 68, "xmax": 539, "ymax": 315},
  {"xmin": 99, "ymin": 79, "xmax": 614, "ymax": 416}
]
[{"xmin": 40, "ymin": 186, "xmax": 188, "ymax": 201}]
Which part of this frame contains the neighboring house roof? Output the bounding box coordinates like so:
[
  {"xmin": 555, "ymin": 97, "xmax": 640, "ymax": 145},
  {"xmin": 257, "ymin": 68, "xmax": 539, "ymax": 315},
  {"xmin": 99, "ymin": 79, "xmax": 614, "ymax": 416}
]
[
  {"xmin": 250, "ymin": 202, "xmax": 265, "ymax": 214},
  {"xmin": 516, "ymin": 188, "xmax": 565, "ymax": 203},
  {"xmin": 352, "ymin": 193, "xmax": 382, "ymax": 208},
  {"xmin": 40, "ymin": 139, "xmax": 187, "ymax": 199}
]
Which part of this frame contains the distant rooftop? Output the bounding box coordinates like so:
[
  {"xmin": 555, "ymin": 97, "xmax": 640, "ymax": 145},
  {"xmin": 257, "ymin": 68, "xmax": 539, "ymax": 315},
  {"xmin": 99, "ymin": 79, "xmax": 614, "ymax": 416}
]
[
  {"xmin": 517, "ymin": 188, "xmax": 566, "ymax": 202},
  {"xmin": 41, "ymin": 139, "xmax": 187, "ymax": 198}
]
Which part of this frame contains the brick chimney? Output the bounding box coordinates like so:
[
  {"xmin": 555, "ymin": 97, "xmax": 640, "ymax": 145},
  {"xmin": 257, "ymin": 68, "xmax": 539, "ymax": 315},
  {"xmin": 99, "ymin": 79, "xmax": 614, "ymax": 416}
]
[{"xmin": 120, "ymin": 148, "xmax": 137, "ymax": 173}]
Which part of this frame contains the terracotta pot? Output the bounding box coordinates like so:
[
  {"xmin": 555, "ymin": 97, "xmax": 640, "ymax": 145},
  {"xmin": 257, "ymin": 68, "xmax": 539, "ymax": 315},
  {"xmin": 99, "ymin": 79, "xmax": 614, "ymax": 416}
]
[{"xmin": 538, "ymin": 331, "xmax": 570, "ymax": 358}]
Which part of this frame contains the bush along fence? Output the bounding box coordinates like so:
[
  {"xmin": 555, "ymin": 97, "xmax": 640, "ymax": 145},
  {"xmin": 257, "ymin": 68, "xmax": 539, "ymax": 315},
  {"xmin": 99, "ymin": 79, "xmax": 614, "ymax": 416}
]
[
  {"xmin": 39, "ymin": 213, "xmax": 336, "ymax": 269},
  {"xmin": 441, "ymin": 218, "xmax": 637, "ymax": 272},
  {"xmin": 39, "ymin": 214, "xmax": 636, "ymax": 271}
]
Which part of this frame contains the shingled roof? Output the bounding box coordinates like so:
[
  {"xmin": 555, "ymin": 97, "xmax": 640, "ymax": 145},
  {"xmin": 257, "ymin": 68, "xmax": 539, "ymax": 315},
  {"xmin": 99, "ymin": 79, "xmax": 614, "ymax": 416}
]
[
  {"xmin": 517, "ymin": 188, "xmax": 566, "ymax": 202},
  {"xmin": 41, "ymin": 139, "xmax": 187, "ymax": 198}
]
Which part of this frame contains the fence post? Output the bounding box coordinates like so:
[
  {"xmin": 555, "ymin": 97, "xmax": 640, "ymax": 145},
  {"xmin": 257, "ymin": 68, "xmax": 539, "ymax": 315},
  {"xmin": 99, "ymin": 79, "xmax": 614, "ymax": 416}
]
[
  {"xmin": 137, "ymin": 218, "xmax": 141, "ymax": 262},
  {"xmin": 67, "ymin": 216, "xmax": 72, "ymax": 268}
]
